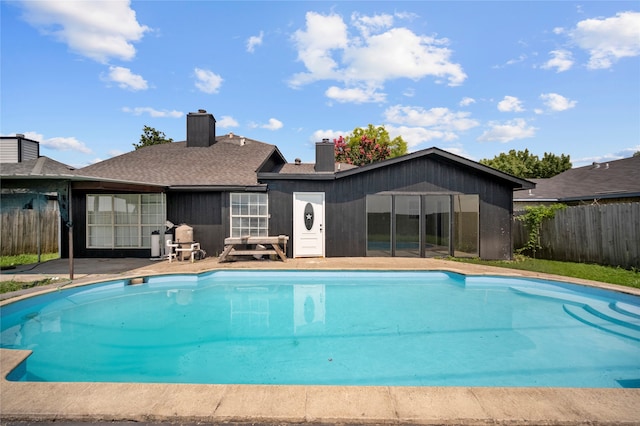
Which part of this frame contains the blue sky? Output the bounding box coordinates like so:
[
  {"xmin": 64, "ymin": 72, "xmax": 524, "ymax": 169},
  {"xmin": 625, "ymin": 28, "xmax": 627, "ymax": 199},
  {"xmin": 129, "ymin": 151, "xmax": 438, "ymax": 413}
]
[{"xmin": 1, "ymin": 1, "xmax": 639, "ymax": 169}]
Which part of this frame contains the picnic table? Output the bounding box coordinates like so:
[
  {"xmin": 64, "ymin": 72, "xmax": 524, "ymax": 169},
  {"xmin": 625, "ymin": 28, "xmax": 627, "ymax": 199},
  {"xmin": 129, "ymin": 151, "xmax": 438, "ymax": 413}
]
[{"xmin": 219, "ymin": 235, "xmax": 289, "ymax": 262}]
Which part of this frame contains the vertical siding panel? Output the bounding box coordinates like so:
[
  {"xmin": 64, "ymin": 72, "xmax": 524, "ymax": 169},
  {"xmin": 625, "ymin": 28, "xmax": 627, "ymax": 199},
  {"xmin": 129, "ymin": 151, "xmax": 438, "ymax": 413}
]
[{"xmin": 263, "ymin": 155, "xmax": 515, "ymax": 260}]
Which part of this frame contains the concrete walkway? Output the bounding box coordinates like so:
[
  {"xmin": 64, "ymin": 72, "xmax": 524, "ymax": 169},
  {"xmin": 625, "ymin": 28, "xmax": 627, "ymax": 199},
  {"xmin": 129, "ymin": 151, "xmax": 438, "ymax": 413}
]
[{"xmin": 1, "ymin": 257, "xmax": 639, "ymax": 425}]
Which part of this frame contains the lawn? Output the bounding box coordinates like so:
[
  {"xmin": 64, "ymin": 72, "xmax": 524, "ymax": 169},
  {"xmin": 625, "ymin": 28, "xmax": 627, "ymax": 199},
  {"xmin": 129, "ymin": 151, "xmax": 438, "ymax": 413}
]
[
  {"xmin": 450, "ymin": 256, "xmax": 640, "ymax": 289},
  {"xmin": 1, "ymin": 253, "xmax": 60, "ymax": 294}
]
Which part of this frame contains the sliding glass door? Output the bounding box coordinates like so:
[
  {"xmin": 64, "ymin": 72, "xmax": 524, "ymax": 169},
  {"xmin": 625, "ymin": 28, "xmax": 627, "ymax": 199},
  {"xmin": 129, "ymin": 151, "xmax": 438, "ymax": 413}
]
[
  {"xmin": 453, "ymin": 194, "xmax": 479, "ymax": 257},
  {"xmin": 366, "ymin": 195, "xmax": 392, "ymax": 256},
  {"xmin": 366, "ymin": 193, "xmax": 479, "ymax": 258},
  {"xmin": 424, "ymin": 195, "xmax": 450, "ymax": 257},
  {"xmin": 395, "ymin": 195, "xmax": 420, "ymax": 257}
]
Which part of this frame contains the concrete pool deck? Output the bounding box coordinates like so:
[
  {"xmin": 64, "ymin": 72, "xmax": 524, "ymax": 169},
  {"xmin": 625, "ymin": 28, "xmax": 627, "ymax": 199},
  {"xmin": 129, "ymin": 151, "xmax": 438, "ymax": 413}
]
[{"xmin": 1, "ymin": 257, "xmax": 639, "ymax": 425}]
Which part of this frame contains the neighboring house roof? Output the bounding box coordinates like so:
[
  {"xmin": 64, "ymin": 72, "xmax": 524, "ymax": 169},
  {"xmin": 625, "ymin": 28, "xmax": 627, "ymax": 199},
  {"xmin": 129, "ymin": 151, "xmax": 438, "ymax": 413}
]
[
  {"xmin": 76, "ymin": 134, "xmax": 285, "ymax": 188},
  {"xmin": 0, "ymin": 156, "xmax": 75, "ymax": 178},
  {"xmin": 514, "ymin": 155, "xmax": 640, "ymax": 202},
  {"xmin": 261, "ymin": 147, "xmax": 535, "ymax": 190}
]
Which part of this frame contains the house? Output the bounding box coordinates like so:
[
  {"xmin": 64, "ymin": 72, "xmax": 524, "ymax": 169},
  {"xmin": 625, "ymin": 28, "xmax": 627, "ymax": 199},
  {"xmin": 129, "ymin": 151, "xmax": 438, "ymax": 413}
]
[
  {"xmin": 513, "ymin": 155, "xmax": 640, "ymax": 211},
  {"xmin": 0, "ymin": 135, "xmax": 40, "ymax": 164},
  {"xmin": 1, "ymin": 111, "xmax": 534, "ymax": 261}
]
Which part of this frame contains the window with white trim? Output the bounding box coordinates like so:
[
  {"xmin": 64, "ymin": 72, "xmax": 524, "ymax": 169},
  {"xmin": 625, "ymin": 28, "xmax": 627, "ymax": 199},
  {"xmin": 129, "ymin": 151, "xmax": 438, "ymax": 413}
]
[
  {"xmin": 230, "ymin": 193, "xmax": 268, "ymax": 237},
  {"xmin": 87, "ymin": 193, "xmax": 166, "ymax": 248}
]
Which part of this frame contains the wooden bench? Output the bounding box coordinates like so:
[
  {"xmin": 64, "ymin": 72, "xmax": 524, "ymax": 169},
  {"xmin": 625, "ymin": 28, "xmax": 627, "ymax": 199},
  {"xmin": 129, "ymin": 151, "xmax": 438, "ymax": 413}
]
[{"xmin": 219, "ymin": 235, "xmax": 289, "ymax": 262}]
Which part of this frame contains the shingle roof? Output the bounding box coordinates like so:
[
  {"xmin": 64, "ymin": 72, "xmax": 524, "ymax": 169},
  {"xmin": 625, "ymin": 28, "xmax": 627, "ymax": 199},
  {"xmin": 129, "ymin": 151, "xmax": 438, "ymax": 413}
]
[
  {"xmin": 514, "ymin": 155, "xmax": 640, "ymax": 201},
  {"xmin": 76, "ymin": 134, "xmax": 280, "ymax": 187},
  {"xmin": 277, "ymin": 162, "xmax": 359, "ymax": 174},
  {"xmin": 0, "ymin": 156, "xmax": 75, "ymax": 177}
]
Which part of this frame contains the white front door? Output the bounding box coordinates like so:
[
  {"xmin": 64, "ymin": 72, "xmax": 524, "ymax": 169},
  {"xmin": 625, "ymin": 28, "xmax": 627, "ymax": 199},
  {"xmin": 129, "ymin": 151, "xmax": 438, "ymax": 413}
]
[{"xmin": 293, "ymin": 192, "xmax": 325, "ymax": 258}]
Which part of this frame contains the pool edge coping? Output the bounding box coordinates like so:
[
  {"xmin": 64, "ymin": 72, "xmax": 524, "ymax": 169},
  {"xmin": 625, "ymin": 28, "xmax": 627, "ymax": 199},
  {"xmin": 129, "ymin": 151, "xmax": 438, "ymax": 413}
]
[{"xmin": 2, "ymin": 258, "xmax": 640, "ymax": 424}]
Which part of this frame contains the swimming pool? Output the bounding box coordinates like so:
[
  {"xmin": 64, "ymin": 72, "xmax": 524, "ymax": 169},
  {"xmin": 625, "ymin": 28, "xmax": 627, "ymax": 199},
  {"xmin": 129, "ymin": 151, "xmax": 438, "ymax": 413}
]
[{"xmin": 1, "ymin": 270, "xmax": 639, "ymax": 388}]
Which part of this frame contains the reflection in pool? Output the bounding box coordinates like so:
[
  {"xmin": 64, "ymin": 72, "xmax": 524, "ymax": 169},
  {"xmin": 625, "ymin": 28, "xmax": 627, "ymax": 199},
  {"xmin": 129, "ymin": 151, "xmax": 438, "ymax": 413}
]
[{"xmin": 1, "ymin": 271, "xmax": 639, "ymax": 387}]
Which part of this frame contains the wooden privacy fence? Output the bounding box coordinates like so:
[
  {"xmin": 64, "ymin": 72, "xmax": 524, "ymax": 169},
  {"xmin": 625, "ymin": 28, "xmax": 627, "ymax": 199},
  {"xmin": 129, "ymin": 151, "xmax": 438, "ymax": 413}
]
[
  {"xmin": 513, "ymin": 203, "xmax": 640, "ymax": 269},
  {"xmin": 1, "ymin": 209, "xmax": 59, "ymax": 256}
]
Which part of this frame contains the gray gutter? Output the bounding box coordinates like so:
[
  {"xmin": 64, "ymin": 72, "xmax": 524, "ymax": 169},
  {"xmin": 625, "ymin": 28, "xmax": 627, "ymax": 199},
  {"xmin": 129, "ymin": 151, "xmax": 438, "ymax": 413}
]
[
  {"xmin": 167, "ymin": 184, "xmax": 268, "ymax": 192},
  {"xmin": 558, "ymin": 192, "xmax": 640, "ymax": 202},
  {"xmin": 258, "ymin": 172, "xmax": 336, "ymax": 181},
  {"xmin": 1, "ymin": 173, "xmax": 167, "ymax": 187}
]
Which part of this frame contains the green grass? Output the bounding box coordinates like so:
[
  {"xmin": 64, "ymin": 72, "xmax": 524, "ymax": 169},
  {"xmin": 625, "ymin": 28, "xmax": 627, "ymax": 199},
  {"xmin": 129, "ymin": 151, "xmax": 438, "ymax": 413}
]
[
  {"xmin": 0, "ymin": 278, "xmax": 59, "ymax": 294},
  {"xmin": 449, "ymin": 256, "xmax": 640, "ymax": 288},
  {"xmin": 1, "ymin": 253, "xmax": 59, "ymax": 269},
  {"xmin": 1, "ymin": 253, "xmax": 60, "ymax": 294}
]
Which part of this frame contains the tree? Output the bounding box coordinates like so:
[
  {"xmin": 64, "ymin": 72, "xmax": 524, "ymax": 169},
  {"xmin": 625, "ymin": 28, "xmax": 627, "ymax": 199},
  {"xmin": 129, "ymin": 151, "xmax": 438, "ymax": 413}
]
[
  {"xmin": 480, "ymin": 149, "xmax": 571, "ymax": 179},
  {"xmin": 634, "ymin": 151, "xmax": 640, "ymax": 157},
  {"xmin": 334, "ymin": 124, "xmax": 408, "ymax": 166},
  {"xmin": 133, "ymin": 125, "xmax": 173, "ymax": 150}
]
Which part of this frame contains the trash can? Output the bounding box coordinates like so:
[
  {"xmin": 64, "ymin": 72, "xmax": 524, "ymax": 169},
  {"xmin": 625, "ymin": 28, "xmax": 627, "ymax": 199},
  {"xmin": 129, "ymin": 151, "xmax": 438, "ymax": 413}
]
[{"xmin": 151, "ymin": 230, "xmax": 161, "ymax": 258}]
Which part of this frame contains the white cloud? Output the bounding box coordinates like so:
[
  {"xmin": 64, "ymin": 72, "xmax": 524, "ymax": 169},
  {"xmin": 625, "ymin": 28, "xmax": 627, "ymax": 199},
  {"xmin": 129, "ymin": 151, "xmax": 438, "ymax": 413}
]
[
  {"xmin": 440, "ymin": 146, "xmax": 475, "ymax": 160},
  {"xmin": 541, "ymin": 49, "xmax": 574, "ymax": 72},
  {"xmin": 247, "ymin": 31, "xmax": 264, "ymax": 53},
  {"xmin": 325, "ymin": 85, "xmax": 386, "ymax": 103},
  {"xmin": 384, "ymin": 105, "xmax": 479, "ymax": 132},
  {"xmin": 497, "ymin": 96, "xmax": 524, "ymax": 112},
  {"xmin": 493, "ymin": 54, "xmax": 527, "ymax": 69},
  {"xmin": 573, "ymin": 146, "xmax": 639, "ymax": 166},
  {"xmin": 459, "ymin": 97, "xmax": 476, "ymax": 107},
  {"xmin": 19, "ymin": 0, "xmax": 149, "ymax": 63},
  {"xmin": 217, "ymin": 116, "xmax": 239, "ymax": 128},
  {"xmin": 381, "ymin": 105, "xmax": 479, "ymax": 149},
  {"xmin": 351, "ymin": 12, "xmax": 394, "ymax": 37},
  {"xmin": 402, "ymin": 87, "xmax": 416, "ymax": 98},
  {"xmin": 194, "ymin": 68, "xmax": 223, "ymax": 94},
  {"xmin": 310, "ymin": 129, "xmax": 347, "ymax": 143},
  {"xmin": 289, "ymin": 11, "xmax": 466, "ymax": 102},
  {"xmin": 24, "ymin": 131, "xmax": 93, "ymax": 154},
  {"xmin": 103, "ymin": 66, "xmax": 148, "ymax": 91},
  {"xmin": 568, "ymin": 11, "xmax": 640, "ymax": 69},
  {"xmin": 43, "ymin": 137, "xmax": 93, "ymax": 154},
  {"xmin": 540, "ymin": 93, "xmax": 577, "ymax": 112},
  {"xmin": 478, "ymin": 119, "xmax": 537, "ymax": 143},
  {"xmin": 261, "ymin": 118, "xmax": 283, "ymax": 131},
  {"xmin": 290, "ymin": 12, "xmax": 348, "ymax": 87},
  {"xmin": 386, "ymin": 125, "xmax": 454, "ymax": 149},
  {"xmin": 343, "ymin": 27, "xmax": 466, "ymax": 85},
  {"xmin": 122, "ymin": 107, "xmax": 183, "ymax": 118}
]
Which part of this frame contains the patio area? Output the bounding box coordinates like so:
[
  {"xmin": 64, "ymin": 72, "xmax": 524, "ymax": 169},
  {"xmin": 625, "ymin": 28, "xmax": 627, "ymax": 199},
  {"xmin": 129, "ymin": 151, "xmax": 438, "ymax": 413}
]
[{"xmin": 1, "ymin": 257, "xmax": 639, "ymax": 425}]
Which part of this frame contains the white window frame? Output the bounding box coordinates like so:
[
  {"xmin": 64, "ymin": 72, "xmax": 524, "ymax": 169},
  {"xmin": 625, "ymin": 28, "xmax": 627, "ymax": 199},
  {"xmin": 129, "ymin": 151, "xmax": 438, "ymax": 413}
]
[
  {"xmin": 86, "ymin": 193, "xmax": 166, "ymax": 249},
  {"xmin": 230, "ymin": 193, "xmax": 269, "ymax": 237}
]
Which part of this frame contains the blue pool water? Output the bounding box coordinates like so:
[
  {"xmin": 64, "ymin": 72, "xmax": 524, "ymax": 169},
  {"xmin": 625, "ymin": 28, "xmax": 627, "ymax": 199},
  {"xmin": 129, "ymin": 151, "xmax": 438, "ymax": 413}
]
[{"xmin": 1, "ymin": 271, "xmax": 639, "ymax": 387}]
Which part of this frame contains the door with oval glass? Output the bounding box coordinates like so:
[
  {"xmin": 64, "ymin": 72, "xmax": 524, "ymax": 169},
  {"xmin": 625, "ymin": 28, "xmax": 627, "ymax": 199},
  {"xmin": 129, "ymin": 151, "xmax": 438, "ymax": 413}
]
[{"xmin": 293, "ymin": 192, "xmax": 325, "ymax": 257}]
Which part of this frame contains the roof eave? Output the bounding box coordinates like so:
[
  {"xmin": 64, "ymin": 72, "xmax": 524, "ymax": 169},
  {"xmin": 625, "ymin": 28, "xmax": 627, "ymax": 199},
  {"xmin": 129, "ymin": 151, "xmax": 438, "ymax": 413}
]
[
  {"xmin": 168, "ymin": 184, "xmax": 268, "ymax": 192},
  {"xmin": 258, "ymin": 172, "xmax": 336, "ymax": 181}
]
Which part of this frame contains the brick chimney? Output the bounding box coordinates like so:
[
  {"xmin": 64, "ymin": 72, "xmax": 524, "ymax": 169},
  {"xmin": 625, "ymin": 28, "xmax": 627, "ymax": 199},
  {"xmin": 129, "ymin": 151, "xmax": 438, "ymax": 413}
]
[
  {"xmin": 186, "ymin": 109, "xmax": 216, "ymax": 147},
  {"xmin": 314, "ymin": 139, "xmax": 335, "ymax": 172}
]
